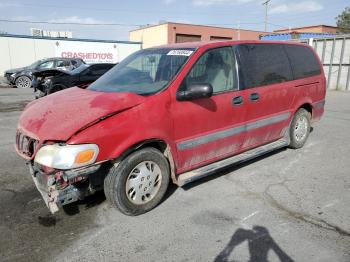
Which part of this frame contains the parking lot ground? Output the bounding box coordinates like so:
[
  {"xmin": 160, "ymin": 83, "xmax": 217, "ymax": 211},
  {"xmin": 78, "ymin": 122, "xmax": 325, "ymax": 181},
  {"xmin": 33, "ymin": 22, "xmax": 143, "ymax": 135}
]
[
  {"xmin": 0, "ymin": 88, "xmax": 349, "ymax": 262},
  {"xmin": 0, "ymin": 77, "xmax": 11, "ymax": 88}
]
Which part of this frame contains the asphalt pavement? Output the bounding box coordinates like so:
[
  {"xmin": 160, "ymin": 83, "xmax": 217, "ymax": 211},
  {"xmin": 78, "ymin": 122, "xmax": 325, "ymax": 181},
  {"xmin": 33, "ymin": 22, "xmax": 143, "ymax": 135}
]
[
  {"xmin": 0, "ymin": 88, "xmax": 349, "ymax": 262},
  {"xmin": 0, "ymin": 77, "xmax": 11, "ymax": 88}
]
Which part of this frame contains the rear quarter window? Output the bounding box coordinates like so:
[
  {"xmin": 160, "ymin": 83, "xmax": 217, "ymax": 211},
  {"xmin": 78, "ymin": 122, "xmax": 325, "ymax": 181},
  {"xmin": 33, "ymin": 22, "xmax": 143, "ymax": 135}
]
[
  {"xmin": 284, "ymin": 45, "xmax": 321, "ymax": 79},
  {"xmin": 237, "ymin": 44, "xmax": 293, "ymax": 89}
]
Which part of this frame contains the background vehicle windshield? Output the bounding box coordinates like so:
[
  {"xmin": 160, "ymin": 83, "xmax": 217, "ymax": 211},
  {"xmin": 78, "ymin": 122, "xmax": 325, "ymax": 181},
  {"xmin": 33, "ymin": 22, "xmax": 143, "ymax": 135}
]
[
  {"xmin": 28, "ymin": 59, "xmax": 44, "ymax": 69},
  {"xmin": 88, "ymin": 48, "xmax": 195, "ymax": 95},
  {"xmin": 71, "ymin": 64, "xmax": 89, "ymax": 74}
]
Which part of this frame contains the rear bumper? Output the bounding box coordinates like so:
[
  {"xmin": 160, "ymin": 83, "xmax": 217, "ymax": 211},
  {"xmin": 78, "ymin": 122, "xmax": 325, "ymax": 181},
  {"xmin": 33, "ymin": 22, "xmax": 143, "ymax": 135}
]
[{"xmin": 312, "ymin": 99, "xmax": 325, "ymax": 123}]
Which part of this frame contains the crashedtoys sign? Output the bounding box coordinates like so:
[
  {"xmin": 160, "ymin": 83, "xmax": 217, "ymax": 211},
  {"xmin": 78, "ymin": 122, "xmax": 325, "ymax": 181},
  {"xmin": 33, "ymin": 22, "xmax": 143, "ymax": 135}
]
[{"xmin": 55, "ymin": 41, "xmax": 118, "ymax": 63}]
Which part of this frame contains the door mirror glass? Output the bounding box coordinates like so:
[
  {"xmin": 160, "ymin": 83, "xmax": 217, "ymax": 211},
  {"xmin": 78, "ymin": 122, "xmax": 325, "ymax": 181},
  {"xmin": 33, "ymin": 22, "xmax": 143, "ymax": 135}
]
[{"xmin": 177, "ymin": 83, "xmax": 213, "ymax": 101}]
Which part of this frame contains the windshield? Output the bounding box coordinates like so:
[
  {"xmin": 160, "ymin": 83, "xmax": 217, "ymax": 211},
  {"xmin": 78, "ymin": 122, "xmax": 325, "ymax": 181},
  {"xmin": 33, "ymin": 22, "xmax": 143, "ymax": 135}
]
[
  {"xmin": 28, "ymin": 59, "xmax": 44, "ymax": 69},
  {"xmin": 70, "ymin": 64, "xmax": 89, "ymax": 74},
  {"xmin": 88, "ymin": 48, "xmax": 195, "ymax": 95}
]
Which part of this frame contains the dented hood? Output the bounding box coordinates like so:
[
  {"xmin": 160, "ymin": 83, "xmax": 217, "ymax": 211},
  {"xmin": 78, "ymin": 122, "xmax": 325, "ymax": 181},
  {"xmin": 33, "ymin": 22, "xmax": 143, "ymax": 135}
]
[{"xmin": 18, "ymin": 87, "xmax": 145, "ymax": 141}]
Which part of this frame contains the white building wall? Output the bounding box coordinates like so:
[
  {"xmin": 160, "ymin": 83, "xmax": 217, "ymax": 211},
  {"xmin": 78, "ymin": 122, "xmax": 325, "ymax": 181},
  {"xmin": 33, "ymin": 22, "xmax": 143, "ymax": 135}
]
[
  {"xmin": 0, "ymin": 39, "xmax": 11, "ymax": 73},
  {"xmin": 8, "ymin": 38, "xmax": 37, "ymax": 69},
  {"xmin": 0, "ymin": 35, "xmax": 141, "ymax": 75},
  {"xmin": 34, "ymin": 39, "xmax": 55, "ymax": 61},
  {"xmin": 117, "ymin": 43, "xmax": 141, "ymax": 61}
]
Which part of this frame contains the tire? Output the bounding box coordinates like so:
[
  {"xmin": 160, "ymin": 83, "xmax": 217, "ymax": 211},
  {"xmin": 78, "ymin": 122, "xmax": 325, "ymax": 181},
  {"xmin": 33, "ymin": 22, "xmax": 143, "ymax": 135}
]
[
  {"xmin": 289, "ymin": 108, "xmax": 311, "ymax": 149},
  {"xmin": 104, "ymin": 147, "xmax": 170, "ymax": 216},
  {"xmin": 15, "ymin": 76, "xmax": 32, "ymax": 88}
]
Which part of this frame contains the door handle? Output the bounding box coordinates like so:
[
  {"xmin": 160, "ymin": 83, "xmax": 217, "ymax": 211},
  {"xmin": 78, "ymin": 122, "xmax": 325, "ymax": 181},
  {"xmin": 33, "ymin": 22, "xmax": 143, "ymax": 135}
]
[
  {"xmin": 250, "ymin": 93, "xmax": 260, "ymax": 102},
  {"xmin": 232, "ymin": 96, "xmax": 243, "ymax": 105}
]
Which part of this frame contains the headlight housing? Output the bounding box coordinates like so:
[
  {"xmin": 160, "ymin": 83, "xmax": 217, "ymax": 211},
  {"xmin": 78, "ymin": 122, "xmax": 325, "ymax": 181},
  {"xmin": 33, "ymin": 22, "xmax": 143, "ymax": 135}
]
[
  {"xmin": 44, "ymin": 78, "xmax": 52, "ymax": 86},
  {"xmin": 34, "ymin": 144, "xmax": 99, "ymax": 170}
]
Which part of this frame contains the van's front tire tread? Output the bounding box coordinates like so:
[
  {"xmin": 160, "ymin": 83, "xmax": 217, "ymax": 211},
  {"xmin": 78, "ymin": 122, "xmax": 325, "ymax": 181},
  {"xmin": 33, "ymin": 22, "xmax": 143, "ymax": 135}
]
[{"xmin": 104, "ymin": 147, "xmax": 170, "ymax": 216}]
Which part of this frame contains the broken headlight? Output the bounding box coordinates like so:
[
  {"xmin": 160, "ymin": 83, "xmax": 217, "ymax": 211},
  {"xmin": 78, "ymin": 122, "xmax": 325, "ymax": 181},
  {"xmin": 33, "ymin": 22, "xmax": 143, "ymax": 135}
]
[
  {"xmin": 34, "ymin": 144, "xmax": 99, "ymax": 170},
  {"xmin": 43, "ymin": 78, "xmax": 52, "ymax": 87}
]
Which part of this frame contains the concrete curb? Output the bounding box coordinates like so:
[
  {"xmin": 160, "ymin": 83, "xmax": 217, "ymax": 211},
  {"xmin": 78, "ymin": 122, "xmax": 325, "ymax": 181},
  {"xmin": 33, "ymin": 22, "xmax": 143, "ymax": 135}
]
[{"xmin": 0, "ymin": 85, "xmax": 13, "ymax": 88}]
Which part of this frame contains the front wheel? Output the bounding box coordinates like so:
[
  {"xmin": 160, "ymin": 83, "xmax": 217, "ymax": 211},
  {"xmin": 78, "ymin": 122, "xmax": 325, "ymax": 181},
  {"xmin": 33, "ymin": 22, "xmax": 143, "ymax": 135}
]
[
  {"xmin": 104, "ymin": 148, "xmax": 170, "ymax": 216},
  {"xmin": 289, "ymin": 108, "xmax": 311, "ymax": 149},
  {"xmin": 15, "ymin": 76, "xmax": 32, "ymax": 88}
]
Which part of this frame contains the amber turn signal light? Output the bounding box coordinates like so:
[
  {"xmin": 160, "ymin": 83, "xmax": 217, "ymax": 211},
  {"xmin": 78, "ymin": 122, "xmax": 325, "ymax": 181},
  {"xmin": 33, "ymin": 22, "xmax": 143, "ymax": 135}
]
[{"xmin": 75, "ymin": 149, "xmax": 96, "ymax": 164}]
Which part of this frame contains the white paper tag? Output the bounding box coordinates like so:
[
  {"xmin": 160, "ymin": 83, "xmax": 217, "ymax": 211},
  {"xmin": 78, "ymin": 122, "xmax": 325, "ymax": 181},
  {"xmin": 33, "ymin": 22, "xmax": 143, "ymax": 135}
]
[{"xmin": 167, "ymin": 50, "xmax": 193, "ymax": 56}]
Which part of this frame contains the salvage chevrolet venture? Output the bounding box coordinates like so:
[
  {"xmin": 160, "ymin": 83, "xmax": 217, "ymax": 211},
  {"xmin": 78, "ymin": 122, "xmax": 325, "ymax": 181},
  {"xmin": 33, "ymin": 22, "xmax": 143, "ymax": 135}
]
[{"xmin": 16, "ymin": 41, "xmax": 326, "ymax": 215}]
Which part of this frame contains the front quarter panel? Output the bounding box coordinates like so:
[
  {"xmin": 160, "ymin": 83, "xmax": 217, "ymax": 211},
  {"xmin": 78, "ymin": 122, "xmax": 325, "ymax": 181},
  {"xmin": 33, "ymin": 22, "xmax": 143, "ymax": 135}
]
[{"xmin": 67, "ymin": 91, "xmax": 178, "ymax": 166}]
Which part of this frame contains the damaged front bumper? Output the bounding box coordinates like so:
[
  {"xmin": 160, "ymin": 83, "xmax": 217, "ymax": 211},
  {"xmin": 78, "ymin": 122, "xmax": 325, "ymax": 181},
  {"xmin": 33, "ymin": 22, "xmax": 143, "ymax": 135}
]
[{"xmin": 27, "ymin": 162, "xmax": 104, "ymax": 213}]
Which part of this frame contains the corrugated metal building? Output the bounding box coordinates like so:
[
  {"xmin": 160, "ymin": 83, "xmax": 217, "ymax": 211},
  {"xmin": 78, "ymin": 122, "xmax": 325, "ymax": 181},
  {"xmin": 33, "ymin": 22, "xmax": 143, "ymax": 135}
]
[
  {"xmin": 261, "ymin": 32, "xmax": 336, "ymax": 40},
  {"xmin": 261, "ymin": 24, "xmax": 338, "ymax": 41},
  {"xmin": 311, "ymin": 35, "xmax": 350, "ymax": 91}
]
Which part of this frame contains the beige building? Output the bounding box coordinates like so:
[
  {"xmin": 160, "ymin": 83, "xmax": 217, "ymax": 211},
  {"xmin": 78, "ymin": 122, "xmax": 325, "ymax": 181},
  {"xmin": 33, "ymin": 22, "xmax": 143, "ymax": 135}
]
[{"xmin": 130, "ymin": 22, "xmax": 267, "ymax": 48}]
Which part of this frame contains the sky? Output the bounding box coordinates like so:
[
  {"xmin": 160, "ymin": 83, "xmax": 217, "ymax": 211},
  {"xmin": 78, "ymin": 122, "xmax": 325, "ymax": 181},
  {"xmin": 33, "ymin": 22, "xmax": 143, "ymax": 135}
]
[{"xmin": 0, "ymin": 0, "xmax": 348, "ymax": 40}]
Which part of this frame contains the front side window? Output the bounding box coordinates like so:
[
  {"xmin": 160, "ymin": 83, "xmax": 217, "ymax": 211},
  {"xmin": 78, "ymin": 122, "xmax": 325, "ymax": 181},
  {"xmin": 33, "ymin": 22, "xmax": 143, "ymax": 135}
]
[
  {"xmin": 56, "ymin": 60, "xmax": 71, "ymax": 70},
  {"xmin": 183, "ymin": 46, "xmax": 238, "ymax": 93},
  {"xmin": 71, "ymin": 60, "xmax": 79, "ymax": 69},
  {"xmin": 88, "ymin": 48, "xmax": 194, "ymax": 95},
  {"xmin": 237, "ymin": 44, "xmax": 293, "ymax": 88},
  {"xmin": 37, "ymin": 60, "xmax": 54, "ymax": 69}
]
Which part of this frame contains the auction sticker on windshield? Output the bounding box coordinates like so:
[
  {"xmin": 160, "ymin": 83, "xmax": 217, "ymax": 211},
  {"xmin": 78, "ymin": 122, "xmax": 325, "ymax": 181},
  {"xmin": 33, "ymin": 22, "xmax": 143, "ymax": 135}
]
[{"xmin": 167, "ymin": 50, "xmax": 193, "ymax": 56}]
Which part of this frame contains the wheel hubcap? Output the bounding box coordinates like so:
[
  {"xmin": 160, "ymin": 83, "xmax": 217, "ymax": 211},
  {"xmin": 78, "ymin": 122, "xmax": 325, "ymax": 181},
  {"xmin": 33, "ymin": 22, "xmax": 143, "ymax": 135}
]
[
  {"xmin": 16, "ymin": 77, "xmax": 31, "ymax": 88},
  {"xmin": 294, "ymin": 116, "xmax": 308, "ymax": 142},
  {"xmin": 125, "ymin": 161, "xmax": 162, "ymax": 205}
]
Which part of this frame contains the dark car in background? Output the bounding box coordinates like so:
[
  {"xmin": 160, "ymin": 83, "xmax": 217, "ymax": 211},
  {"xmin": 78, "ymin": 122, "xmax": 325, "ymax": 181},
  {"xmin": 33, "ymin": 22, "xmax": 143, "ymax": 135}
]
[
  {"xmin": 4, "ymin": 57, "xmax": 85, "ymax": 88},
  {"xmin": 33, "ymin": 63, "xmax": 115, "ymax": 98}
]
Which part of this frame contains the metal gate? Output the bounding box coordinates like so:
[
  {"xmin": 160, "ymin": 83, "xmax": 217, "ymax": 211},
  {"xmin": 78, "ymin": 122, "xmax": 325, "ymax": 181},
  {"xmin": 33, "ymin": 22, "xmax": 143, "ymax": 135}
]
[{"xmin": 309, "ymin": 35, "xmax": 350, "ymax": 90}]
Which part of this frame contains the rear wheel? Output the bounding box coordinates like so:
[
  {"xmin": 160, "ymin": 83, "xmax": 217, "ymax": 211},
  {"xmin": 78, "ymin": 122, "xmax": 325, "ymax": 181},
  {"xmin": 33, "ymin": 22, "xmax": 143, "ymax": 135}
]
[
  {"xmin": 15, "ymin": 76, "xmax": 31, "ymax": 88},
  {"xmin": 104, "ymin": 148, "xmax": 170, "ymax": 216},
  {"xmin": 289, "ymin": 108, "xmax": 311, "ymax": 149}
]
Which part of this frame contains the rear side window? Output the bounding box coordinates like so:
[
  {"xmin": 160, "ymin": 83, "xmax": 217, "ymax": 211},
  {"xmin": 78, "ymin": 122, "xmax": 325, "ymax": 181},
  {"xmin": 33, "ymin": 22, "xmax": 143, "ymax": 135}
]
[
  {"xmin": 83, "ymin": 65, "xmax": 112, "ymax": 76},
  {"xmin": 237, "ymin": 44, "xmax": 293, "ymax": 88},
  {"xmin": 284, "ymin": 45, "xmax": 321, "ymax": 79}
]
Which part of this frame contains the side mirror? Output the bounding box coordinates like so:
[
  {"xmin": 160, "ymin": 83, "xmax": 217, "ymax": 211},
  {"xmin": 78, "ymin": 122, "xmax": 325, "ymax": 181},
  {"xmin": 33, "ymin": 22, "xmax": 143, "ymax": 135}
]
[{"xmin": 177, "ymin": 83, "xmax": 213, "ymax": 101}]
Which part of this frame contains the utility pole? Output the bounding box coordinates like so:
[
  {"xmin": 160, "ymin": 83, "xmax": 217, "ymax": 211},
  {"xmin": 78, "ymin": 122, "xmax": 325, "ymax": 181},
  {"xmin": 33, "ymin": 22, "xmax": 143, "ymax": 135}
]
[
  {"xmin": 262, "ymin": 0, "xmax": 271, "ymax": 32},
  {"xmin": 237, "ymin": 21, "xmax": 240, "ymax": 40}
]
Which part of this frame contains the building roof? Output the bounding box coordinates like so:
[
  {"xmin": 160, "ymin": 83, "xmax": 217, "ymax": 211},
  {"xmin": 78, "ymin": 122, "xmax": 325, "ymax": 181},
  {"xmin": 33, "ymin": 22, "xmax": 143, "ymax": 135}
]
[
  {"xmin": 261, "ymin": 32, "xmax": 336, "ymax": 40},
  {"xmin": 130, "ymin": 21, "xmax": 267, "ymax": 33},
  {"xmin": 152, "ymin": 40, "xmax": 307, "ymax": 49},
  {"xmin": 274, "ymin": 25, "xmax": 337, "ymax": 32},
  {"xmin": 0, "ymin": 33, "xmax": 142, "ymax": 44}
]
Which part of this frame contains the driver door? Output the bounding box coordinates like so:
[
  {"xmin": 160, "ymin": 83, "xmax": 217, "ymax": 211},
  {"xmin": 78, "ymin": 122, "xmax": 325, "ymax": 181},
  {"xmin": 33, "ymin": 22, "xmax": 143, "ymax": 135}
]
[{"xmin": 171, "ymin": 46, "xmax": 247, "ymax": 173}]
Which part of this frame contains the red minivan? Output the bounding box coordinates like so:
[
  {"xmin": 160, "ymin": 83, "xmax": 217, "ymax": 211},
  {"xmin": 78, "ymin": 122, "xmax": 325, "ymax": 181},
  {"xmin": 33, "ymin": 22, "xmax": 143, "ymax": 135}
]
[{"xmin": 15, "ymin": 41, "xmax": 326, "ymax": 215}]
